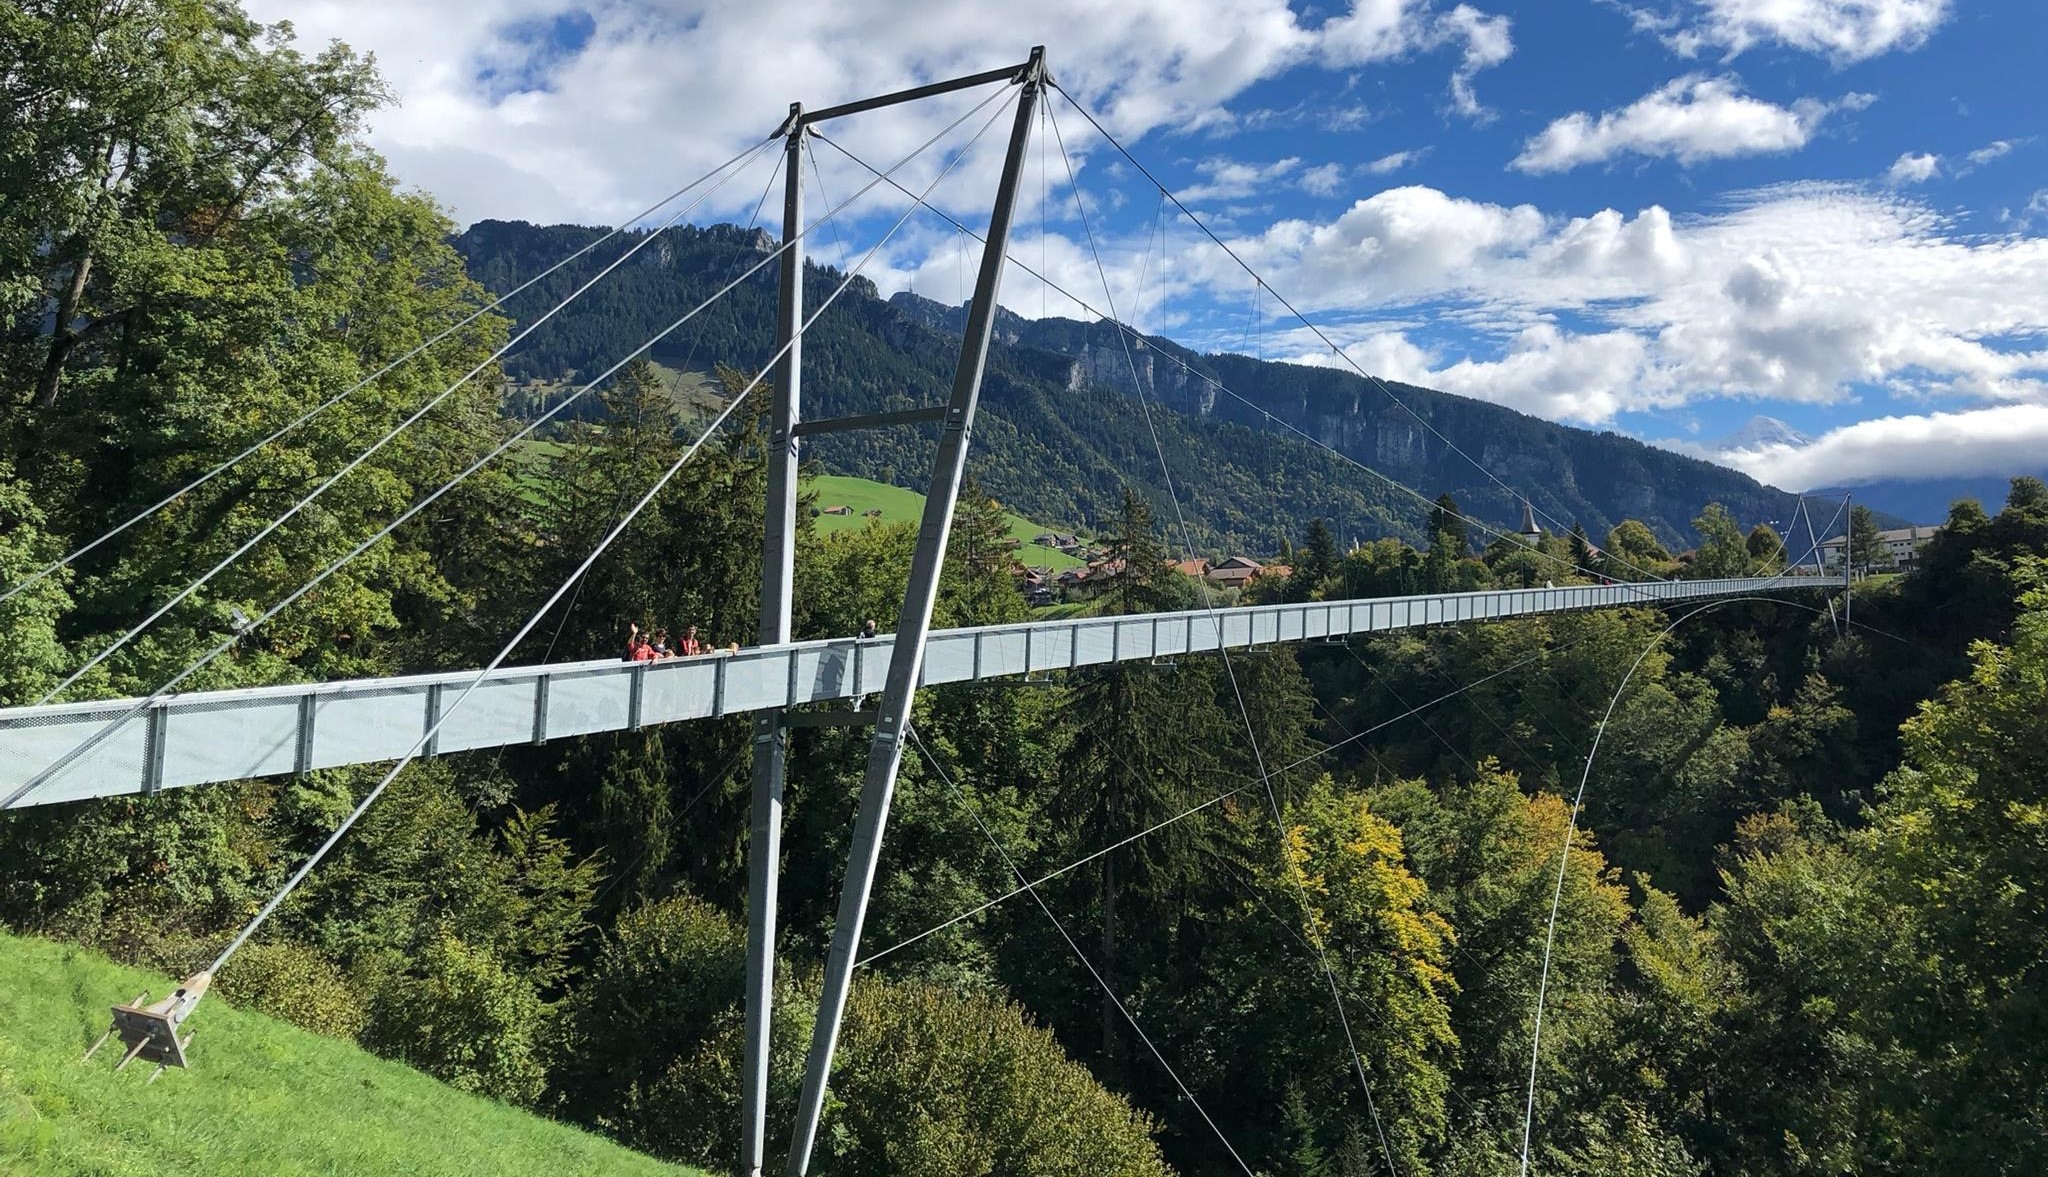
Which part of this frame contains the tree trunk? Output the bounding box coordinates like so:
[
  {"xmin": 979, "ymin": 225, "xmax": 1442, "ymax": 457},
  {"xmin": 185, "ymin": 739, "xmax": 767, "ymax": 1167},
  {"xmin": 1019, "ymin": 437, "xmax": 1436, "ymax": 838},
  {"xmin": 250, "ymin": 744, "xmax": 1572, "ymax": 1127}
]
[
  {"xmin": 31, "ymin": 251, "xmax": 93, "ymax": 409},
  {"xmin": 1101, "ymin": 853, "xmax": 1119, "ymax": 1065}
]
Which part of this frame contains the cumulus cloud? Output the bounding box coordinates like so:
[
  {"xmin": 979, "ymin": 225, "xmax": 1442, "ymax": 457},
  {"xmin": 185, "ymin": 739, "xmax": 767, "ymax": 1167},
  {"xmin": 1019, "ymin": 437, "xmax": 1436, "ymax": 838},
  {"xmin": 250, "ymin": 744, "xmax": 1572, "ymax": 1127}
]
[
  {"xmin": 1884, "ymin": 151, "xmax": 1939, "ymax": 185},
  {"xmin": 1659, "ymin": 0, "xmax": 1952, "ymax": 63},
  {"xmin": 1318, "ymin": 0, "xmax": 1515, "ymax": 117},
  {"xmin": 243, "ymin": 0, "xmax": 1512, "ymax": 225},
  {"xmin": 1300, "ymin": 163, "xmax": 1347, "ymax": 197},
  {"xmin": 1512, "ymin": 75, "xmax": 1867, "ymax": 173},
  {"xmin": 1715, "ymin": 404, "xmax": 2048, "ymax": 489},
  {"xmin": 1189, "ymin": 182, "xmax": 2048, "ymax": 424}
]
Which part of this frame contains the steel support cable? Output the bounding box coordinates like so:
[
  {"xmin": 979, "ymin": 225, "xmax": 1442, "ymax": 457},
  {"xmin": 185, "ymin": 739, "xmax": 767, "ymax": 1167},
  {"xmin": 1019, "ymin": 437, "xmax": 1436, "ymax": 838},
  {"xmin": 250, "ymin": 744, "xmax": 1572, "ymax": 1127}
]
[
  {"xmin": 860, "ymin": 630, "xmax": 1588, "ymax": 969},
  {"xmin": 1515, "ymin": 596, "xmax": 1783, "ymax": 1176},
  {"xmin": 1510, "ymin": 577, "xmax": 1890, "ymax": 1176},
  {"xmin": 1048, "ymin": 107, "xmax": 1400, "ymax": 1174},
  {"xmin": 1047, "ymin": 86, "xmax": 1671, "ymax": 588},
  {"xmin": 0, "ymin": 89, "xmax": 1015, "ymax": 813},
  {"xmin": 904, "ymin": 725, "xmax": 1256, "ymax": 1176},
  {"xmin": 203, "ymin": 122, "xmax": 1003, "ymax": 974},
  {"xmin": 36, "ymin": 137, "xmax": 786, "ymax": 707},
  {"xmin": 0, "ymin": 146, "xmax": 774, "ymax": 612},
  {"xmin": 812, "ymin": 131, "xmax": 1666, "ymax": 601}
]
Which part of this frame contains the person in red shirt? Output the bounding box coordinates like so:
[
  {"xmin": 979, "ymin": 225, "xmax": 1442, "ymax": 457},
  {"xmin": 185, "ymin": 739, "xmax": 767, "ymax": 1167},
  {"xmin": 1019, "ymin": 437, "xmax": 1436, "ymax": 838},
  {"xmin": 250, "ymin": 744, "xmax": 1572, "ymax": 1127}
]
[
  {"xmin": 625, "ymin": 622, "xmax": 656, "ymax": 662},
  {"xmin": 677, "ymin": 624, "xmax": 706, "ymax": 656}
]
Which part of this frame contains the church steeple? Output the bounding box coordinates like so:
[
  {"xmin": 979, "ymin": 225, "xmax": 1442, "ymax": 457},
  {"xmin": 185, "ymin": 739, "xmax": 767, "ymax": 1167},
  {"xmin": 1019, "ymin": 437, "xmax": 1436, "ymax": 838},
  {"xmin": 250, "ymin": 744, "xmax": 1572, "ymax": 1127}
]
[{"xmin": 1520, "ymin": 500, "xmax": 1543, "ymax": 544}]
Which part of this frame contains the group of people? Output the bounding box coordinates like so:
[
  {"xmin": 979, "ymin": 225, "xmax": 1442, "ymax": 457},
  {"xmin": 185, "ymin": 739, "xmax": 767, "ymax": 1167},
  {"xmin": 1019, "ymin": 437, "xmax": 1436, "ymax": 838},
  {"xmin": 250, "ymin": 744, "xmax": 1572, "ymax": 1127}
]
[
  {"xmin": 623, "ymin": 618, "xmax": 883, "ymax": 662},
  {"xmin": 623, "ymin": 621, "xmax": 708, "ymax": 662}
]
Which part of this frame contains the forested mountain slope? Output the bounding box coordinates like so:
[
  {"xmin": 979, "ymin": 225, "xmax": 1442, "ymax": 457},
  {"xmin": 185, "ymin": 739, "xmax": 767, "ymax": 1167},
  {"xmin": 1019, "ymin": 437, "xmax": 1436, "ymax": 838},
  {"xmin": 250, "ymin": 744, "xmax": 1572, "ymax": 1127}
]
[{"xmin": 453, "ymin": 221, "xmax": 1798, "ymax": 550}]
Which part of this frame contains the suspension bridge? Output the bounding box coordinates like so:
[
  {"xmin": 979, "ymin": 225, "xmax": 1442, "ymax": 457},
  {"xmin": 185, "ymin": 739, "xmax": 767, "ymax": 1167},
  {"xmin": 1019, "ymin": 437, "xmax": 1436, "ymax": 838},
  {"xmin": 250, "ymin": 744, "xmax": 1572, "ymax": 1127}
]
[{"xmin": 8, "ymin": 46, "xmax": 1850, "ymax": 1177}]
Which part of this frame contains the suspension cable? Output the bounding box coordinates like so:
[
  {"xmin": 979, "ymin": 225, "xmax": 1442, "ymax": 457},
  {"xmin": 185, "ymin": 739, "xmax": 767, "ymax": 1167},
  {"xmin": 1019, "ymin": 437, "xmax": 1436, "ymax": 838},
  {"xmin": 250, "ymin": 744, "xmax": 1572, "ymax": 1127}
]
[
  {"xmin": 35, "ymin": 137, "xmax": 785, "ymax": 705},
  {"xmin": 0, "ymin": 144, "xmax": 776, "ymax": 610},
  {"xmin": 205, "ymin": 103, "xmax": 1008, "ymax": 974},
  {"xmin": 1049, "ymin": 104, "xmax": 1397, "ymax": 1170},
  {"xmin": 812, "ymin": 131, "xmax": 1668, "ymax": 597},
  {"xmin": 1, "ymin": 86, "xmax": 1016, "ymax": 813},
  {"xmin": 1048, "ymin": 85, "xmax": 1672, "ymax": 585},
  {"xmin": 1514, "ymin": 592, "xmax": 1832, "ymax": 1174},
  {"xmin": 860, "ymin": 627, "xmax": 1592, "ymax": 969},
  {"xmin": 905, "ymin": 724, "xmax": 1255, "ymax": 1176}
]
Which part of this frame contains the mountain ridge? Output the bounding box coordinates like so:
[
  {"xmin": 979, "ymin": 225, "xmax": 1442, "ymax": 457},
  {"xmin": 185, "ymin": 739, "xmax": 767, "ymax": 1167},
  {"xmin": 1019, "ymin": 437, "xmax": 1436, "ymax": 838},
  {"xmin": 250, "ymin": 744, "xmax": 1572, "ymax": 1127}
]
[{"xmin": 452, "ymin": 219, "xmax": 1802, "ymax": 550}]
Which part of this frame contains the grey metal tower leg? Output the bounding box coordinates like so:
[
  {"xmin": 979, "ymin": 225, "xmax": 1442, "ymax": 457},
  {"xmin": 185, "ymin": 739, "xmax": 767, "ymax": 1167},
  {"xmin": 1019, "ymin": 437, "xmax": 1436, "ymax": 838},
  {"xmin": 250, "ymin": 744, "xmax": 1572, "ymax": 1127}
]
[
  {"xmin": 741, "ymin": 104, "xmax": 805, "ymax": 1177},
  {"xmin": 784, "ymin": 50, "xmax": 1046, "ymax": 1176}
]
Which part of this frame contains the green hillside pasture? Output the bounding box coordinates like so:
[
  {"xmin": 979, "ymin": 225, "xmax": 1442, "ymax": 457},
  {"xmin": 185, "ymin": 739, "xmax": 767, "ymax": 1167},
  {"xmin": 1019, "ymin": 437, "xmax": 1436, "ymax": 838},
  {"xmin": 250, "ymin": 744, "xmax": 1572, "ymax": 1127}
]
[
  {"xmin": 0, "ymin": 932, "xmax": 691, "ymax": 1177},
  {"xmin": 806, "ymin": 474, "xmax": 1087, "ymax": 570}
]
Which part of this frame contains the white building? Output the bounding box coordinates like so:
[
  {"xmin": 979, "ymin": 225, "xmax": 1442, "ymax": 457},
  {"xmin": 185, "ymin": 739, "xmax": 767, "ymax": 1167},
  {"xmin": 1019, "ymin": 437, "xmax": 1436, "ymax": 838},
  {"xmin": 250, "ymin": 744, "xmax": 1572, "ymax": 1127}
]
[{"xmin": 1817, "ymin": 524, "xmax": 1936, "ymax": 570}]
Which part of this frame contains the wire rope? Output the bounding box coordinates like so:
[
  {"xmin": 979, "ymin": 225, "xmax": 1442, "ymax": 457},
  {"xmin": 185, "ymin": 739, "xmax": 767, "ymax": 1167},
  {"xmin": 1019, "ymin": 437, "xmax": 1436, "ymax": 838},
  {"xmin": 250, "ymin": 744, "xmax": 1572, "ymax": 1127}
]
[
  {"xmin": 1049, "ymin": 109, "xmax": 1398, "ymax": 1171},
  {"xmin": 1047, "ymin": 86, "xmax": 1671, "ymax": 584},
  {"xmin": 1, "ymin": 85, "xmax": 1017, "ymax": 812},
  {"xmin": 905, "ymin": 724, "xmax": 1256, "ymax": 1175},
  {"xmin": 204, "ymin": 96, "xmax": 1013, "ymax": 974},
  {"xmin": 36, "ymin": 137, "xmax": 784, "ymax": 705},
  {"xmin": 812, "ymin": 131, "xmax": 1673, "ymax": 598},
  {"xmin": 0, "ymin": 143, "xmax": 775, "ymax": 610}
]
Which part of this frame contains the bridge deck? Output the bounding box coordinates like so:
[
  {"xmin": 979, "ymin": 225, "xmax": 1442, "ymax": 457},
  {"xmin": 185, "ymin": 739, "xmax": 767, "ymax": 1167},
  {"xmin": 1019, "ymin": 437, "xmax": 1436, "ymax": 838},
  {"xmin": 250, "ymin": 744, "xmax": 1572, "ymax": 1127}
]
[{"xmin": 0, "ymin": 577, "xmax": 1818, "ymax": 808}]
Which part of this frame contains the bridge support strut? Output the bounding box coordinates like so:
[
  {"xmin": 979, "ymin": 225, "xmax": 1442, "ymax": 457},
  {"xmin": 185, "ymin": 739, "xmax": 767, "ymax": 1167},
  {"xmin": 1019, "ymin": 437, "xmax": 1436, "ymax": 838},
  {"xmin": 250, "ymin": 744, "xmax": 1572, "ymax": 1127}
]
[
  {"xmin": 739, "ymin": 100, "xmax": 807, "ymax": 1177},
  {"xmin": 784, "ymin": 47, "xmax": 1047, "ymax": 1176}
]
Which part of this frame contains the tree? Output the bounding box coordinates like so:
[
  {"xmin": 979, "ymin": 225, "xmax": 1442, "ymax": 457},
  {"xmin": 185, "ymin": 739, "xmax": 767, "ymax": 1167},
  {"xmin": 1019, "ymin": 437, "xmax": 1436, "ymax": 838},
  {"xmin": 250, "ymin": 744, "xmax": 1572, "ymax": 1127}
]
[
  {"xmin": 938, "ymin": 474, "xmax": 1026, "ymax": 627},
  {"xmin": 1686, "ymin": 504, "xmax": 1749, "ymax": 579},
  {"xmin": 1744, "ymin": 523, "xmax": 1784, "ymax": 572},
  {"xmin": 1288, "ymin": 517, "xmax": 1340, "ymax": 601},
  {"xmin": 2, "ymin": 0, "xmax": 388, "ymax": 410},
  {"xmin": 1606, "ymin": 520, "xmax": 1673, "ymax": 578},
  {"xmin": 1569, "ymin": 521, "xmax": 1597, "ymax": 576},
  {"xmin": 1095, "ymin": 487, "xmax": 1179, "ymax": 616},
  {"xmin": 1847, "ymin": 504, "xmax": 1891, "ymax": 574}
]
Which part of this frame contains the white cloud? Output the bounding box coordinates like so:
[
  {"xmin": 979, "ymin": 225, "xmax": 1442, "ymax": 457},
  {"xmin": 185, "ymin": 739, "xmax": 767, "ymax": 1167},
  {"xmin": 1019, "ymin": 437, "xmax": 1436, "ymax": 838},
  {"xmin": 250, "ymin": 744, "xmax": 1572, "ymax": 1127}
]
[
  {"xmin": 1179, "ymin": 156, "xmax": 1349, "ymax": 202},
  {"xmin": 1967, "ymin": 139, "xmax": 2015, "ymax": 166},
  {"xmin": 1363, "ymin": 149, "xmax": 1426, "ymax": 175},
  {"xmin": 1884, "ymin": 151, "xmax": 1939, "ymax": 185},
  {"xmin": 1228, "ymin": 185, "xmax": 1546, "ymax": 303},
  {"xmin": 1426, "ymin": 325, "xmax": 1656, "ymax": 421},
  {"xmin": 1662, "ymin": 0, "xmax": 1952, "ymax": 63},
  {"xmin": 1512, "ymin": 75, "xmax": 1866, "ymax": 173},
  {"xmin": 1300, "ymin": 163, "xmax": 1347, "ymax": 197},
  {"xmin": 1715, "ymin": 404, "xmax": 2048, "ymax": 489},
  {"xmin": 1190, "ymin": 183, "xmax": 2048, "ymax": 425},
  {"xmin": 1318, "ymin": 1, "xmax": 1515, "ymax": 118},
  {"xmin": 1443, "ymin": 4, "xmax": 1514, "ymax": 118},
  {"xmin": 244, "ymin": 0, "xmax": 1514, "ymax": 226}
]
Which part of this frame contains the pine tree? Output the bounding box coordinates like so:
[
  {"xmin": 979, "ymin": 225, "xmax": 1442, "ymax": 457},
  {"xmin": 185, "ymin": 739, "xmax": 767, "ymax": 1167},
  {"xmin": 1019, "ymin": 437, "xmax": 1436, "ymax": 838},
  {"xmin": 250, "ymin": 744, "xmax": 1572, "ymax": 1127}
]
[
  {"xmin": 1569, "ymin": 520, "xmax": 1596, "ymax": 577},
  {"xmin": 1848, "ymin": 504, "xmax": 1891, "ymax": 573}
]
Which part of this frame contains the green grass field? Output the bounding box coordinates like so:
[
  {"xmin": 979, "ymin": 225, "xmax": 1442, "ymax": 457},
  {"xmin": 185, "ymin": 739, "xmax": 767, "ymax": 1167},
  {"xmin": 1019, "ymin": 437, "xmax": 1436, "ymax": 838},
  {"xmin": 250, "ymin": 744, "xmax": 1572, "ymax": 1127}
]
[
  {"xmin": 0, "ymin": 932, "xmax": 692, "ymax": 1177},
  {"xmin": 806, "ymin": 474, "xmax": 1088, "ymax": 570}
]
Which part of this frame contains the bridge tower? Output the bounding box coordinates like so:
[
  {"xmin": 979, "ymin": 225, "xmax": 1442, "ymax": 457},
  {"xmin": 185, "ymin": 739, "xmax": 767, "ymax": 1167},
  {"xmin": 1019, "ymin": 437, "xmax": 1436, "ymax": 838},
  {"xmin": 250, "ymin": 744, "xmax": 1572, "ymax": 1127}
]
[{"xmin": 737, "ymin": 48, "xmax": 1050, "ymax": 1176}]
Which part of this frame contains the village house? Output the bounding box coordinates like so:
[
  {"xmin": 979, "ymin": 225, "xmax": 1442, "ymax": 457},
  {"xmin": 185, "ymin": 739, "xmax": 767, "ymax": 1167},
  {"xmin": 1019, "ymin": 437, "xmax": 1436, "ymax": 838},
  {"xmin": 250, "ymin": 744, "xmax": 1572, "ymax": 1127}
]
[
  {"xmin": 1818, "ymin": 524, "xmax": 1936, "ymax": 570},
  {"xmin": 1204, "ymin": 555, "xmax": 1264, "ymax": 589}
]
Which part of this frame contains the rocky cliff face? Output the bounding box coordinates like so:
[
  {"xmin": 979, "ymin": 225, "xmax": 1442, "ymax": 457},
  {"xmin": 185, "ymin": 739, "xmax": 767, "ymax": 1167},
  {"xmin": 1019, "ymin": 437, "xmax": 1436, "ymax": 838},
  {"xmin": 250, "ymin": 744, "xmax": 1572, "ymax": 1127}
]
[{"xmin": 882, "ymin": 290, "xmax": 1797, "ymax": 546}]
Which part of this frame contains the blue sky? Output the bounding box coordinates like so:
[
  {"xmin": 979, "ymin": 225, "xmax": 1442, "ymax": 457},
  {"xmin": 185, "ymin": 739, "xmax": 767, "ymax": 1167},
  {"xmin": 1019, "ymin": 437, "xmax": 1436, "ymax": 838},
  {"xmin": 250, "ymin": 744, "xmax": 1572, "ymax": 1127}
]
[{"xmin": 251, "ymin": 0, "xmax": 2048, "ymax": 492}]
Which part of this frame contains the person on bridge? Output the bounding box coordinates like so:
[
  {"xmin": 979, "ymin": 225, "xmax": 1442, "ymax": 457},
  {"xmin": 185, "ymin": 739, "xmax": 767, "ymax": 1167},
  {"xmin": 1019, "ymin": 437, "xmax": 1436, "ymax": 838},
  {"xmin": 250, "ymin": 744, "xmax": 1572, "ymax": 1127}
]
[
  {"xmin": 859, "ymin": 619, "xmax": 878, "ymax": 640},
  {"xmin": 650, "ymin": 629, "xmax": 673, "ymax": 658},
  {"xmin": 677, "ymin": 624, "xmax": 706, "ymax": 657},
  {"xmin": 625, "ymin": 623, "xmax": 656, "ymax": 662}
]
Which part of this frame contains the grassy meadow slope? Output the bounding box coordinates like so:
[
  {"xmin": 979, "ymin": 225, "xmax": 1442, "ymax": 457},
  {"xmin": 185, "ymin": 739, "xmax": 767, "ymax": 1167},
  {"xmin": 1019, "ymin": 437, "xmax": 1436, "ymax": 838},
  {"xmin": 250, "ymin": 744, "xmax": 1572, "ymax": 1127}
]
[
  {"xmin": 0, "ymin": 933, "xmax": 691, "ymax": 1177},
  {"xmin": 805, "ymin": 473, "xmax": 1088, "ymax": 568}
]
